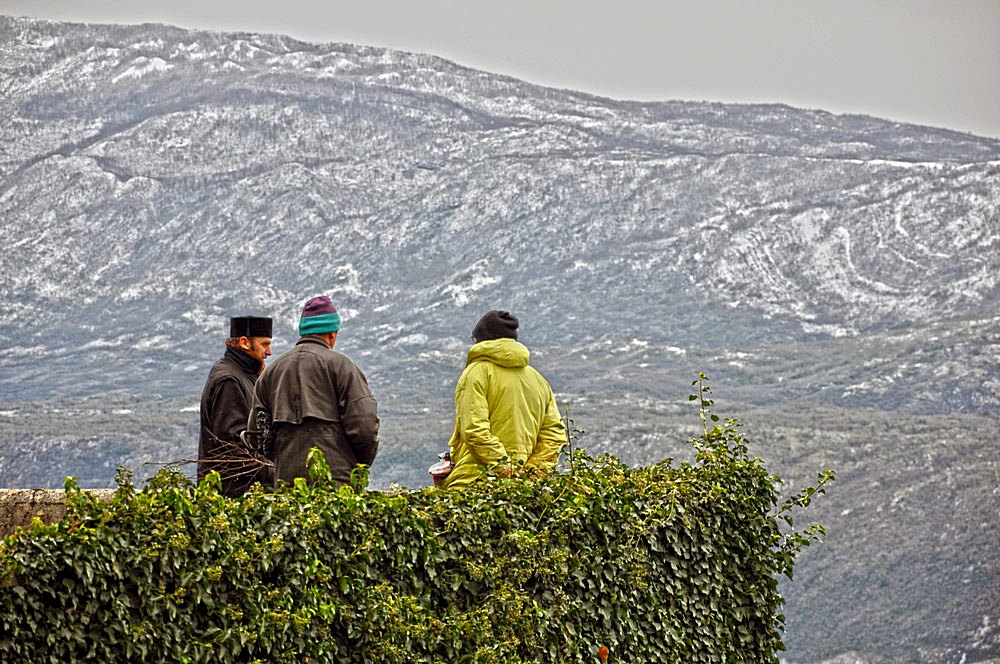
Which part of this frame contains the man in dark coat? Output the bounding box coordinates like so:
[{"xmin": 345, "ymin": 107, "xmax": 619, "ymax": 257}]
[
  {"xmin": 198, "ymin": 315, "xmax": 274, "ymax": 497},
  {"xmin": 247, "ymin": 296, "xmax": 379, "ymax": 487}
]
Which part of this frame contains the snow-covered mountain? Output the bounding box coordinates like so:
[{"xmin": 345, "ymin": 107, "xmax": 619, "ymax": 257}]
[{"xmin": 1, "ymin": 15, "xmax": 998, "ymax": 664}]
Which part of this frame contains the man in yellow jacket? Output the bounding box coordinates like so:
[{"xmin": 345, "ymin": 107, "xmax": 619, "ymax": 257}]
[{"xmin": 440, "ymin": 310, "xmax": 565, "ymax": 489}]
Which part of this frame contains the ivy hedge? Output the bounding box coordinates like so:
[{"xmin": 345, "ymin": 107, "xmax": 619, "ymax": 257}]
[{"xmin": 0, "ymin": 390, "xmax": 831, "ymax": 663}]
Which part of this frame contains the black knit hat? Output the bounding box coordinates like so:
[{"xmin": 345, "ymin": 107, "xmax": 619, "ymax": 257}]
[
  {"xmin": 472, "ymin": 310, "xmax": 519, "ymax": 342},
  {"xmin": 230, "ymin": 316, "xmax": 272, "ymax": 338}
]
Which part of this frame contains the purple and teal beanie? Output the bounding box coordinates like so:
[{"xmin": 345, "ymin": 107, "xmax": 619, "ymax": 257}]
[{"xmin": 298, "ymin": 296, "xmax": 342, "ymax": 336}]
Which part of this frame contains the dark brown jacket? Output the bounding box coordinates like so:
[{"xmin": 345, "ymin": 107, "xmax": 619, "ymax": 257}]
[
  {"xmin": 248, "ymin": 336, "xmax": 379, "ymax": 486},
  {"xmin": 198, "ymin": 347, "xmax": 270, "ymax": 497}
]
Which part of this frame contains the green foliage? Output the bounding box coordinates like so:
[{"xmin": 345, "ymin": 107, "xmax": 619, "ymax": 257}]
[{"xmin": 0, "ymin": 377, "xmax": 831, "ymax": 663}]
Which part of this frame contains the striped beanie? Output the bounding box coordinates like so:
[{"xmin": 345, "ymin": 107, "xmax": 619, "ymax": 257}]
[{"xmin": 298, "ymin": 296, "xmax": 342, "ymax": 336}]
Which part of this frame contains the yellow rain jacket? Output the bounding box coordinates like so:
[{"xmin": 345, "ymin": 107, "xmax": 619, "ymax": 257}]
[{"xmin": 441, "ymin": 338, "xmax": 565, "ymax": 489}]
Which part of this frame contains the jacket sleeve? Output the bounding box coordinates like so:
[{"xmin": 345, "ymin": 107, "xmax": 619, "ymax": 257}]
[
  {"xmin": 458, "ymin": 363, "xmax": 508, "ymax": 465},
  {"xmin": 526, "ymin": 388, "xmax": 566, "ymax": 470},
  {"xmin": 209, "ymin": 377, "xmax": 251, "ymax": 444},
  {"xmin": 339, "ymin": 364, "xmax": 380, "ymax": 466}
]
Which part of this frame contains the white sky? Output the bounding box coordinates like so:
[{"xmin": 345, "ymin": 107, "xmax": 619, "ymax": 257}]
[{"xmin": 3, "ymin": 0, "xmax": 999, "ymax": 138}]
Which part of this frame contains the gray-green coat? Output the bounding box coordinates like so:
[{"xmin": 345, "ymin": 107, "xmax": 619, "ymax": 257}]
[{"xmin": 248, "ymin": 336, "xmax": 379, "ymax": 486}]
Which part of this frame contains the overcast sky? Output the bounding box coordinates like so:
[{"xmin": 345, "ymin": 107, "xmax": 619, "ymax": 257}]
[{"xmin": 4, "ymin": 0, "xmax": 999, "ymax": 138}]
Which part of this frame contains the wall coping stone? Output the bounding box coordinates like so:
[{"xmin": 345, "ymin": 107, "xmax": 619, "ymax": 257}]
[{"xmin": 0, "ymin": 489, "xmax": 116, "ymax": 537}]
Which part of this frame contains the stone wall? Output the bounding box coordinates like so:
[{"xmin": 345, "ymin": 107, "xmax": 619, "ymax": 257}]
[{"xmin": 0, "ymin": 489, "xmax": 115, "ymax": 537}]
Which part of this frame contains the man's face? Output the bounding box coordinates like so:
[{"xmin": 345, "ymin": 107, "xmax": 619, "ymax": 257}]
[{"xmin": 241, "ymin": 337, "xmax": 272, "ymax": 363}]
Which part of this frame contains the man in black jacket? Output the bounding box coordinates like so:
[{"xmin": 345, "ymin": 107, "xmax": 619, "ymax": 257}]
[{"xmin": 198, "ymin": 316, "xmax": 273, "ymax": 497}]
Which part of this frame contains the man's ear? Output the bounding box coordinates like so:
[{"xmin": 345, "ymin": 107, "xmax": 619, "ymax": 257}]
[{"xmin": 237, "ymin": 336, "xmax": 252, "ymax": 351}]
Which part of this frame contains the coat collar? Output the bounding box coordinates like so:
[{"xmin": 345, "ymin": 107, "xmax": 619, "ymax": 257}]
[
  {"xmin": 296, "ymin": 335, "xmax": 331, "ymax": 349},
  {"xmin": 467, "ymin": 338, "xmax": 530, "ymax": 368},
  {"xmin": 224, "ymin": 345, "xmax": 262, "ymax": 376}
]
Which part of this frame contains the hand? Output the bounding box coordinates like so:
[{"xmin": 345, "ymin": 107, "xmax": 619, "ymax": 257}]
[
  {"xmin": 494, "ymin": 465, "xmax": 514, "ymax": 478},
  {"xmin": 517, "ymin": 467, "xmax": 545, "ymax": 479}
]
